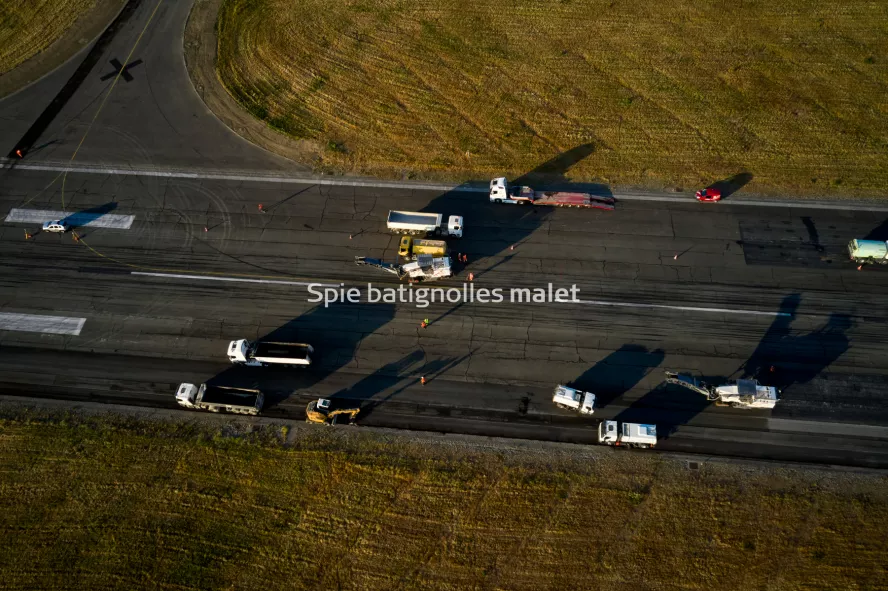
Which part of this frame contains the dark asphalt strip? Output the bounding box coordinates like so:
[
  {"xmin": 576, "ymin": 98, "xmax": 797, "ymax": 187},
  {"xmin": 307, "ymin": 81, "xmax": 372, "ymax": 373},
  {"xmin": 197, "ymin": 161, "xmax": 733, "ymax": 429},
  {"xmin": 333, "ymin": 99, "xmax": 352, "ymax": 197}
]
[{"xmin": 7, "ymin": 0, "xmax": 143, "ymax": 158}]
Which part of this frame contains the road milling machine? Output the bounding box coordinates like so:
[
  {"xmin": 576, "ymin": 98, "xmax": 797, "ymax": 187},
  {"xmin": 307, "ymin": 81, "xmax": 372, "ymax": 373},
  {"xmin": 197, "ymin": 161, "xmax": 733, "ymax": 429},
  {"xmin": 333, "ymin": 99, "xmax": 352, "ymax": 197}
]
[{"xmin": 664, "ymin": 371, "xmax": 778, "ymax": 409}]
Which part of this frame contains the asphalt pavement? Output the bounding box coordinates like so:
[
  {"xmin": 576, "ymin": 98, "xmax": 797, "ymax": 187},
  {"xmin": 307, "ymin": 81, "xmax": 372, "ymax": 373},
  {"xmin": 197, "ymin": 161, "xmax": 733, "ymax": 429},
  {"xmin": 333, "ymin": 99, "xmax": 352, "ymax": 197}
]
[{"xmin": 1, "ymin": 0, "xmax": 888, "ymax": 468}]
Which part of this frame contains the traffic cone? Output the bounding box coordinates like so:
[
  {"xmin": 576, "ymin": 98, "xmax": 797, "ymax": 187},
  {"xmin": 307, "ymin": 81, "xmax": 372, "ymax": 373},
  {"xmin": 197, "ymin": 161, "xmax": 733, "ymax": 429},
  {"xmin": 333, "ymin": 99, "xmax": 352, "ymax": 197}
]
[
  {"xmin": 421, "ymin": 376, "xmax": 426, "ymax": 386},
  {"xmin": 258, "ymin": 203, "xmax": 264, "ymax": 213},
  {"xmin": 510, "ymin": 244, "xmax": 515, "ymax": 251},
  {"xmin": 673, "ymin": 254, "xmax": 678, "ymax": 260},
  {"xmin": 468, "ymin": 272, "xmax": 474, "ymax": 281},
  {"xmin": 204, "ymin": 226, "xmax": 208, "ymax": 232},
  {"xmin": 15, "ymin": 149, "xmax": 23, "ymax": 159},
  {"xmin": 349, "ymin": 234, "xmax": 353, "ymax": 240},
  {"xmin": 857, "ymin": 265, "xmax": 863, "ymax": 271}
]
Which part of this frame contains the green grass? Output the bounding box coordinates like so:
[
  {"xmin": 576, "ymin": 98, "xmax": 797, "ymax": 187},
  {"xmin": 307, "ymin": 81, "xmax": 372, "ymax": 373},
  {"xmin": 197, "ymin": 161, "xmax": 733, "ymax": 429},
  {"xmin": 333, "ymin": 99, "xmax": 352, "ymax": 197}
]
[
  {"xmin": 0, "ymin": 0, "xmax": 97, "ymax": 74},
  {"xmin": 1, "ymin": 411, "xmax": 887, "ymax": 589},
  {"xmin": 215, "ymin": 0, "xmax": 888, "ymax": 196}
]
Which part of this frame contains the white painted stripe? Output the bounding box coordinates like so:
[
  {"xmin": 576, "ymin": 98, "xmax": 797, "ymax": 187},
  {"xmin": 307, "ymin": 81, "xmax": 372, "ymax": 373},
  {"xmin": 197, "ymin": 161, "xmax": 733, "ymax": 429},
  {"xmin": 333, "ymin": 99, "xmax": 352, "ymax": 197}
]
[
  {"xmin": 132, "ymin": 271, "xmax": 339, "ymax": 288},
  {"xmin": 5, "ymin": 160, "xmax": 888, "ymax": 211},
  {"xmin": 0, "ymin": 312, "xmax": 86, "ymax": 335},
  {"xmin": 133, "ymin": 271, "xmax": 787, "ymax": 317},
  {"xmin": 577, "ymin": 298, "xmax": 791, "ymax": 317},
  {"xmin": 5, "ymin": 208, "xmax": 134, "ymax": 229}
]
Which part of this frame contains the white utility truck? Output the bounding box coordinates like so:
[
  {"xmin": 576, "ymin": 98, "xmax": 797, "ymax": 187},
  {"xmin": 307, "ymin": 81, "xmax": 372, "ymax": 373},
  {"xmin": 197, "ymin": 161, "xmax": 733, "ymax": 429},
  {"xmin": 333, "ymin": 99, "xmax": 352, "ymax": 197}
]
[
  {"xmin": 665, "ymin": 371, "xmax": 778, "ymax": 409},
  {"xmin": 175, "ymin": 383, "xmax": 263, "ymax": 415},
  {"xmin": 355, "ymin": 255, "xmax": 453, "ymax": 282},
  {"xmin": 552, "ymin": 384, "xmax": 596, "ymax": 414},
  {"xmin": 489, "ymin": 177, "xmax": 615, "ymax": 210},
  {"xmin": 228, "ymin": 339, "xmax": 314, "ymax": 367},
  {"xmin": 848, "ymin": 239, "xmax": 888, "ymax": 264},
  {"xmin": 597, "ymin": 420, "xmax": 657, "ymax": 448},
  {"xmin": 386, "ymin": 211, "xmax": 463, "ymax": 238}
]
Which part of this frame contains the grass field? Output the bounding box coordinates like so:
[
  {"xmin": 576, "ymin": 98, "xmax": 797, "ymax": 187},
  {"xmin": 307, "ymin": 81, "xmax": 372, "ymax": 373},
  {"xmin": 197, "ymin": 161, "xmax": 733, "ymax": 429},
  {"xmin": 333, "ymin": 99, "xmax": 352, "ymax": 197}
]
[
  {"xmin": 0, "ymin": 0, "xmax": 98, "ymax": 74},
  {"xmin": 1, "ymin": 412, "xmax": 886, "ymax": 590},
  {"xmin": 215, "ymin": 0, "xmax": 888, "ymax": 196}
]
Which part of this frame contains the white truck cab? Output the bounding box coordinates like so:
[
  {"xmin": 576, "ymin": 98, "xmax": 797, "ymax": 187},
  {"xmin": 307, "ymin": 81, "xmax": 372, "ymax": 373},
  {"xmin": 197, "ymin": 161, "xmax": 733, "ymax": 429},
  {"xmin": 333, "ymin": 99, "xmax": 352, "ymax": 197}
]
[
  {"xmin": 228, "ymin": 340, "xmax": 251, "ymax": 364},
  {"xmin": 175, "ymin": 383, "xmax": 200, "ymax": 408},
  {"xmin": 552, "ymin": 385, "xmax": 595, "ymax": 414},
  {"xmin": 489, "ymin": 177, "xmax": 519, "ymax": 204},
  {"xmin": 447, "ymin": 215, "xmax": 463, "ymax": 238}
]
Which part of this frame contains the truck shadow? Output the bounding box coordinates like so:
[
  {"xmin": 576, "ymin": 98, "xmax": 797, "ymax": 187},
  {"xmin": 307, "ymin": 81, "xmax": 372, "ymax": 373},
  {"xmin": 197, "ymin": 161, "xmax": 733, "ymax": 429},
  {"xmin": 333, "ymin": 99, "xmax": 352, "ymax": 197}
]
[
  {"xmin": 864, "ymin": 219, "xmax": 888, "ymax": 241},
  {"xmin": 205, "ymin": 301, "xmax": 396, "ymax": 409},
  {"xmin": 64, "ymin": 201, "xmax": 118, "ymax": 230},
  {"xmin": 570, "ymin": 344, "xmax": 664, "ymax": 408}
]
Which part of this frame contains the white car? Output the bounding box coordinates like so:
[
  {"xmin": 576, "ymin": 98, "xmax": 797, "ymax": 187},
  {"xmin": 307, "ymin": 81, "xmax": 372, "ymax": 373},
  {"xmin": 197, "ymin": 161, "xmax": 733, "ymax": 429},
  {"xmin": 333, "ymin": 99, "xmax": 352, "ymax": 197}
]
[{"xmin": 42, "ymin": 220, "xmax": 69, "ymax": 233}]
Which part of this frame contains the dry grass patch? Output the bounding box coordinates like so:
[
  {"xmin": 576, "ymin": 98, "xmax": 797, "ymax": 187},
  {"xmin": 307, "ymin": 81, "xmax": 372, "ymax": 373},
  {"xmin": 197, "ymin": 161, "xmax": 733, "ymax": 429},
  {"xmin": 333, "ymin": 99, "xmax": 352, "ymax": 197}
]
[
  {"xmin": 0, "ymin": 0, "xmax": 98, "ymax": 74},
  {"xmin": 1, "ymin": 414, "xmax": 887, "ymax": 589},
  {"xmin": 215, "ymin": 0, "xmax": 888, "ymax": 195}
]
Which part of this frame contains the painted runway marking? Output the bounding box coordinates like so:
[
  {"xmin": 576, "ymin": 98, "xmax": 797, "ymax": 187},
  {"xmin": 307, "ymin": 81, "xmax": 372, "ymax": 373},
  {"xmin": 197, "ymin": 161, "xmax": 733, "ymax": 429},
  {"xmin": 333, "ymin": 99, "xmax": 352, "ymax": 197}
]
[
  {"xmin": 577, "ymin": 298, "xmax": 791, "ymax": 317},
  {"xmin": 6, "ymin": 161, "xmax": 888, "ymax": 211},
  {"xmin": 5, "ymin": 208, "xmax": 134, "ymax": 229},
  {"xmin": 133, "ymin": 272, "xmax": 789, "ymax": 316},
  {"xmin": 132, "ymin": 271, "xmax": 339, "ymax": 288},
  {"xmin": 0, "ymin": 312, "xmax": 86, "ymax": 335}
]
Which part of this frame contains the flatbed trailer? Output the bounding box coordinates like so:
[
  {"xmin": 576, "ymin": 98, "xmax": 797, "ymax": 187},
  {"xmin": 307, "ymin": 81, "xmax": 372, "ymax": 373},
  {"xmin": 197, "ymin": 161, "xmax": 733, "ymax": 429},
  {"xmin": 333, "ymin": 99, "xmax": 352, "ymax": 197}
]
[{"xmin": 489, "ymin": 177, "xmax": 615, "ymax": 210}]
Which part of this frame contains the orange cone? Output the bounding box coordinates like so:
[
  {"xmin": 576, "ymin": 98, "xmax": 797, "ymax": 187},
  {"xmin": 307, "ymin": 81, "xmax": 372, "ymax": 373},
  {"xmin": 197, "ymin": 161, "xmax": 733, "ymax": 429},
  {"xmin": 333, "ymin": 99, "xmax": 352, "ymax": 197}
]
[
  {"xmin": 673, "ymin": 254, "xmax": 678, "ymax": 260},
  {"xmin": 420, "ymin": 376, "xmax": 426, "ymax": 385},
  {"xmin": 467, "ymin": 272, "xmax": 474, "ymax": 282},
  {"xmin": 349, "ymin": 234, "xmax": 353, "ymax": 240},
  {"xmin": 858, "ymin": 265, "xmax": 863, "ymax": 271},
  {"xmin": 510, "ymin": 244, "xmax": 515, "ymax": 251},
  {"xmin": 204, "ymin": 227, "xmax": 208, "ymax": 232},
  {"xmin": 15, "ymin": 149, "xmax": 23, "ymax": 158}
]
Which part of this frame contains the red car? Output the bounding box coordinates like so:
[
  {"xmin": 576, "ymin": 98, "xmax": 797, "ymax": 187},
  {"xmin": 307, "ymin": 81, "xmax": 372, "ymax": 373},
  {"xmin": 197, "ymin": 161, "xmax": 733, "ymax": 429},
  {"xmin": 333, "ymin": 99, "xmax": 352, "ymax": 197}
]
[{"xmin": 695, "ymin": 188, "xmax": 722, "ymax": 202}]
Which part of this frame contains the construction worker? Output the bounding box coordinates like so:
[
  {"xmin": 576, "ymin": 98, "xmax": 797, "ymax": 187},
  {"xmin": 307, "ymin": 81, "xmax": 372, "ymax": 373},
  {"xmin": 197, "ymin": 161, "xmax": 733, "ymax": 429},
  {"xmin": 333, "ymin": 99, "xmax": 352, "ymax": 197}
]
[
  {"xmin": 461, "ymin": 254, "xmax": 468, "ymax": 263},
  {"xmin": 420, "ymin": 376, "xmax": 426, "ymax": 386},
  {"xmin": 423, "ymin": 318, "xmax": 430, "ymax": 326}
]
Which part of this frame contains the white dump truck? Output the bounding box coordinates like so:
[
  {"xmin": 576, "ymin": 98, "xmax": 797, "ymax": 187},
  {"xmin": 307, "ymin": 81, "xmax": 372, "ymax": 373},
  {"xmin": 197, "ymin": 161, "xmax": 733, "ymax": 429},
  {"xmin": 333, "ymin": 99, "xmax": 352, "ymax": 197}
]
[
  {"xmin": 355, "ymin": 255, "xmax": 453, "ymax": 282},
  {"xmin": 228, "ymin": 339, "xmax": 314, "ymax": 367},
  {"xmin": 175, "ymin": 383, "xmax": 263, "ymax": 415},
  {"xmin": 386, "ymin": 210, "xmax": 463, "ymax": 238},
  {"xmin": 597, "ymin": 420, "xmax": 657, "ymax": 448},
  {"xmin": 552, "ymin": 384, "xmax": 596, "ymax": 414},
  {"xmin": 665, "ymin": 371, "xmax": 778, "ymax": 409},
  {"xmin": 848, "ymin": 239, "xmax": 888, "ymax": 264}
]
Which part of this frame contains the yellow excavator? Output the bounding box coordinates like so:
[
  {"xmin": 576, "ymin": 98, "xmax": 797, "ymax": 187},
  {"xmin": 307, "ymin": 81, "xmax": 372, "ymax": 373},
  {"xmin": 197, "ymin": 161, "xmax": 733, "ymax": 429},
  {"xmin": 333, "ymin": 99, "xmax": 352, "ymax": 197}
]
[{"xmin": 305, "ymin": 398, "xmax": 360, "ymax": 425}]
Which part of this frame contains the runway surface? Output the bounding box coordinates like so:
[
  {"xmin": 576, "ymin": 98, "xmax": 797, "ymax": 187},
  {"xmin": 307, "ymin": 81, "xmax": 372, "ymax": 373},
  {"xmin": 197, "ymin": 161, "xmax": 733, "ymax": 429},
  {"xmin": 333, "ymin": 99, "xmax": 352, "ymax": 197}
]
[{"xmin": 1, "ymin": 0, "xmax": 887, "ymax": 468}]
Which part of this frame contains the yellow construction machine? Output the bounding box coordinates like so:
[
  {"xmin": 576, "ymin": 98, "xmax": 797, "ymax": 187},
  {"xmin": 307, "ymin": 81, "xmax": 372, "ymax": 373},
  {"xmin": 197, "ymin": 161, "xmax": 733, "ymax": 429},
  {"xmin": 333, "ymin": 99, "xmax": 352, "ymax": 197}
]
[{"xmin": 305, "ymin": 398, "xmax": 360, "ymax": 425}]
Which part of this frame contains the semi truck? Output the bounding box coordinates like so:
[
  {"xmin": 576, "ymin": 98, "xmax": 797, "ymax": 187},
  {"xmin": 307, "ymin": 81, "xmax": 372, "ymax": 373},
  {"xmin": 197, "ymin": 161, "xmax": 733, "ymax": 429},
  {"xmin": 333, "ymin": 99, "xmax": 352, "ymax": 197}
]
[
  {"xmin": 228, "ymin": 339, "xmax": 314, "ymax": 367},
  {"xmin": 175, "ymin": 383, "xmax": 263, "ymax": 415},
  {"xmin": 597, "ymin": 420, "xmax": 657, "ymax": 448},
  {"xmin": 386, "ymin": 211, "xmax": 463, "ymax": 238},
  {"xmin": 665, "ymin": 371, "xmax": 778, "ymax": 409},
  {"xmin": 848, "ymin": 239, "xmax": 888, "ymax": 264},
  {"xmin": 305, "ymin": 398, "xmax": 360, "ymax": 425},
  {"xmin": 355, "ymin": 254, "xmax": 453, "ymax": 282},
  {"xmin": 398, "ymin": 236, "xmax": 448, "ymax": 259},
  {"xmin": 552, "ymin": 384, "xmax": 596, "ymax": 414},
  {"xmin": 489, "ymin": 177, "xmax": 615, "ymax": 210}
]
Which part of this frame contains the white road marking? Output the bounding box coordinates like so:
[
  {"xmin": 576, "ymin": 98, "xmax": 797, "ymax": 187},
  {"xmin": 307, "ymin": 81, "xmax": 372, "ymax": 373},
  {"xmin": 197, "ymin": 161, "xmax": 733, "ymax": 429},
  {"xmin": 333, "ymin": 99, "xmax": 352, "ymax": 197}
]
[
  {"xmin": 0, "ymin": 312, "xmax": 86, "ymax": 335},
  {"xmin": 133, "ymin": 271, "xmax": 789, "ymax": 316},
  {"xmin": 5, "ymin": 208, "xmax": 134, "ymax": 229},
  {"xmin": 5, "ymin": 160, "xmax": 888, "ymax": 211},
  {"xmin": 132, "ymin": 271, "xmax": 339, "ymax": 288},
  {"xmin": 576, "ymin": 298, "xmax": 792, "ymax": 317}
]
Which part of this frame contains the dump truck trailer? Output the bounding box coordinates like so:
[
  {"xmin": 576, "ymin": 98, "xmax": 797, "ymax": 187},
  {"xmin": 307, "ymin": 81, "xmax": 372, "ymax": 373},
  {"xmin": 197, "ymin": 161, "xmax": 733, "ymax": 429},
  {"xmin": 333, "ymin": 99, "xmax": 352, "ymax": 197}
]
[
  {"xmin": 228, "ymin": 339, "xmax": 314, "ymax": 366},
  {"xmin": 399, "ymin": 236, "xmax": 448, "ymax": 259},
  {"xmin": 489, "ymin": 177, "xmax": 615, "ymax": 210},
  {"xmin": 386, "ymin": 211, "xmax": 463, "ymax": 237},
  {"xmin": 175, "ymin": 383, "xmax": 263, "ymax": 415},
  {"xmin": 552, "ymin": 384, "xmax": 596, "ymax": 414},
  {"xmin": 665, "ymin": 371, "xmax": 778, "ymax": 409},
  {"xmin": 597, "ymin": 420, "xmax": 657, "ymax": 448},
  {"xmin": 848, "ymin": 239, "xmax": 888, "ymax": 264}
]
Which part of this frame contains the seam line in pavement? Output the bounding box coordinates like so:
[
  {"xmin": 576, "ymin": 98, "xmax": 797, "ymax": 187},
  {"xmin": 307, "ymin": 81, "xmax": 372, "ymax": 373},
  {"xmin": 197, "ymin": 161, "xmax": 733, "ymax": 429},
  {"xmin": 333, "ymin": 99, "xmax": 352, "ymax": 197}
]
[{"xmin": 3, "ymin": 161, "xmax": 888, "ymax": 211}]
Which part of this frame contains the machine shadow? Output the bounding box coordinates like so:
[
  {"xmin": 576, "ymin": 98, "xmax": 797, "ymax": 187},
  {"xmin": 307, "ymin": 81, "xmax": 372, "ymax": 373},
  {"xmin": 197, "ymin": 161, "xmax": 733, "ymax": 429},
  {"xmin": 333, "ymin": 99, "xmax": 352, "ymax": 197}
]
[
  {"xmin": 571, "ymin": 345, "xmax": 665, "ymax": 408},
  {"xmin": 205, "ymin": 302, "xmax": 396, "ymax": 409}
]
